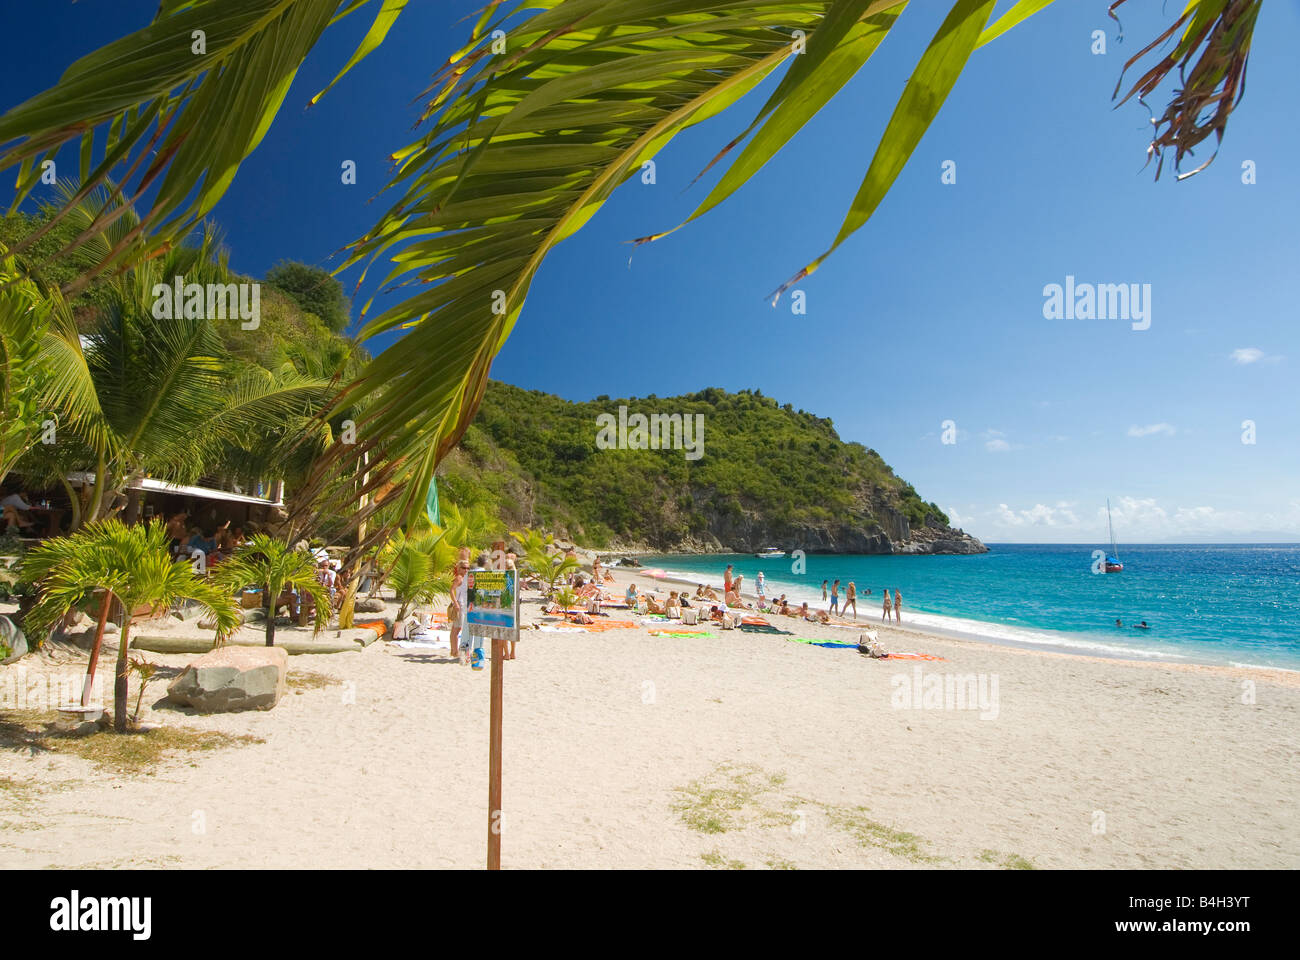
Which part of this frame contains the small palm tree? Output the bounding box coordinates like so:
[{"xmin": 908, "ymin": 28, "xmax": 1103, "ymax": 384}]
[
  {"xmin": 214, "ymin": 535, "xmax": 330, "ymax": 647},
  {"xmin": 553, "ymin": 586, "xmax": 579, "ymax": 612},
  {"xmin": 23, "ymin": 519, "xmax": 240, "ymax": 732},
  {"xmin": 512, "ymin": 530, "xmax": 580, "ymax": 598},
  {"xmin": 381, "ymin": 530, "xmax": 455, "ymax": 621}
]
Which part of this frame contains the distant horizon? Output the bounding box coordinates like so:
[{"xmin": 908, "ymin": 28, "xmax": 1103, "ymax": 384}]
[{"xmin": 639, "ymin": 542, "xmax": 1300, "ymax": 553}]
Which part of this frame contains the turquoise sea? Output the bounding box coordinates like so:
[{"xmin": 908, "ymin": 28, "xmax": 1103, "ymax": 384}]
[{"xmin": 642, "ymin": 544, "xmax": 1300, "ymax": 670}]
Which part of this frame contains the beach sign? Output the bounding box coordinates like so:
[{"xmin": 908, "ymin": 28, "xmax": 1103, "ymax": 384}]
[{"xmin": 466, "ymin": 568, "xmax": 518, "ymax": 640}]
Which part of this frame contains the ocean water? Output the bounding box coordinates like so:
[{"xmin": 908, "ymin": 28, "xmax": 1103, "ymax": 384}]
[{"xmin": 640, "ymin": 544, "xmax": 1300, "ymax": 670}]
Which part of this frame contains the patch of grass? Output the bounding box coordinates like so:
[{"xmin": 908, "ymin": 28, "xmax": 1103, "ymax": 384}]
[
  {"xmin": 765, "ymin": 856, "xmax": 797, "ymax": 870},
  {"xmin": 977, "ymin": 847, "xmax": 1034, "ymax": 869},
  {"xmin": 673, "ymin": 763, "xmax": 781, "ymax": 835},
  {"xmin": 287, "ymin": 670, "xmax": 338, "ymax": 692},
  {"xmin": 701, "ymin": 850, "xmax": 746, "ymax": 870},
  {"xmin": 822, "ymin": 804, "xmax": 937, "ymax": 863},
  {"xmin": 0, "ymin": 710, "xmax": 264, "ymax": 773}
]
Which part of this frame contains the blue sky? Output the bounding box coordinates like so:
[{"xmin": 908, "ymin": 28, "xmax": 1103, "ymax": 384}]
[{"xmin": 3, "ymin": 1, "xmax": 1296, "ymax": 543}]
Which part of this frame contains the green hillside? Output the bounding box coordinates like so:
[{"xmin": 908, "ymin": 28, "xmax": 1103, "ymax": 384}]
[{"xmin": 437, "ymin": 382, "xmax": 984, "ymax": 555}]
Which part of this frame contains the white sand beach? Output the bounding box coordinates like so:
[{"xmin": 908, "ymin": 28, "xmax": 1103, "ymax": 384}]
[{"xmin": 2, "ymin": 564, "xmax": 1297, "ymax": 870}]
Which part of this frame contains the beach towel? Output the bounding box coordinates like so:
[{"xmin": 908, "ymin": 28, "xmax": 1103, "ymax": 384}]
[
  {"xmin": 391, "ymin": 629, "xmax": 451, "ymax": 651},
  {"xmin": 649, "ymin": 630, "xmax": 713, "ymax": 638},
  {"xmin": 739, "ymin": 616, "xmax": 794, "ymax": 636},
  {"xmin": 788, "ymin": 637, "xmax": 857, "ymax": 649},
  {"xmin": 356, "ymin": 620, "xmax": 388, "ymax": 639},
  {"xmin": 577, "ymin": 619, "xmax": 637, "ymax": 632},
  {"xmin": 881, "ymin": 652, "xmax": 947, "ymax": 661}
]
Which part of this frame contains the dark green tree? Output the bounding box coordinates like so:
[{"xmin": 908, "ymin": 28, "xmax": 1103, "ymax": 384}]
[{"xmin": 264, "ymin": 261, "xmax": 351, "ymax": 334}]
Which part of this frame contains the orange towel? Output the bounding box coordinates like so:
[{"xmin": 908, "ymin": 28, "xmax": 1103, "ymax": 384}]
[
  {"xmin": 576, "ymin": 619, "xmax": 637, "ymax": 632},
  {"xmin": 740, "ymin": 616, "xmax": 770, "ymax": 626},
  {"xmin": 356, "ymin": 620, "xmax": 388, "ymax": 638},
  {"xmin": 882, "ymin": 652, "xmax": 946, "ymax": 661}
]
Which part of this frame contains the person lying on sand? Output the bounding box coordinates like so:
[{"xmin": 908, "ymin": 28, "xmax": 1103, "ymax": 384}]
[
  {"xmin": 708, "ymin": 605, "xmax": 736, "ymax": 628},
  {"xmin": 645, "ymin": 594, "xmax": 668, "ymax": 615},
  {"xmin": 804, "ymin": 605, "xmax": 830, "ymax": 623},
  {"xmin": 696, "ymin": 583, "xmax": 720, "ymax": 602}
]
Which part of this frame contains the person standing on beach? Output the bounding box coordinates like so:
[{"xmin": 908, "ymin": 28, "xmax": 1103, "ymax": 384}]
[
  {"xmin": 830, "ymin": 579, "xmax": 840, "ymax": 616},
  {"xmin": 882, "ymin": 589, "xmax": 892, "ymax": 622},
  {"xmin": 756, "ymin": 571, "xmax": 766, "ymax": 605},
  {"xmin": 448, "ymin": 560, "xmax": 468, "ymax": 658},
  {"xmin": 505, "ymin": 551, "xmax": 519, "ymax": 661},
  {"xmin": 821, "ymin": 580, "xmax": 828, "ymax": 603},
  {"xmin": 724, "ymin": 564, "xmax": 734, "ymax": 597},
  {"xmin": 893, "ymin": 589, "xmax": 902, "ymax": 624},
  {"xmin": 845, "ymin": 582, "xmax": 857, "ymax": 621}
]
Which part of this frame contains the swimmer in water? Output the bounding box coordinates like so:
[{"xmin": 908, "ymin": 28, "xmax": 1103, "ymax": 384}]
[
  {"xmin": 1115, "ymin": 618, "xmax": 1123, "ymax": 627},
  {"xmin": 1135, "ymin": 620, "xmax": 1150, "ymax": 629}
]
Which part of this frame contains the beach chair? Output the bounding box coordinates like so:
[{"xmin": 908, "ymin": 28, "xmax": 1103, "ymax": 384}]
[
  {"xmin": 682, "ymin": 608, "xmax": 699, "ymax": 625},
  {"xmin": 720, "ymin": 613, "xmax": 736, "ymax": 630}
]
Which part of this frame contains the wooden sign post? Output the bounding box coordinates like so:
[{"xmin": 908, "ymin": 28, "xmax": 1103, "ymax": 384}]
[
  {"xmin": 488, "ymin": 635, "xmax": 503, "ymax": 870},
  {"xmin": 466, "ymin": 561, "xmax": 517, "ymax": 870}
]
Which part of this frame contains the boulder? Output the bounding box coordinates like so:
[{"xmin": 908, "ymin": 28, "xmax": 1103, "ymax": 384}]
[
  {"xmin": 166, "ymin": 646, "xmax": 288, "ymax": 712},
  {"xmin": 354, "ymin": 597, "xmax": 386, "ymax": 614},
  {"xmin": 0, "ymin": 615, "xmax": 27, "ymax": 664}
]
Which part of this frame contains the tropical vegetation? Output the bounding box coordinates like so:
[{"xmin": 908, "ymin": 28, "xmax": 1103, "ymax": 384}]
[{"xmin": 22, "ymin": 520, "xmax": 241, "ymax": 731}]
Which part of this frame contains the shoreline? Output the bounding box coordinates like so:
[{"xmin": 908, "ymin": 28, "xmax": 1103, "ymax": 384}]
[{"xmin": 606, "ymin": 563, "xmax": 1300, "ymax": 686}]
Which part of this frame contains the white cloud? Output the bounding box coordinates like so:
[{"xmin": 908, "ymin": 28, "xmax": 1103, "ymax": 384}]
[
  {"xmin": 967, "ymin": 496, "xmax": 1300, "ymax": 543},
  {"xmin": 1127, "ymin": 423, "xmax": 1176, "ymax": 438},
  {"xmin": 995, "ymin": 501, "xmax": 1079, "ymax": 527},
  {"xmin": 1230, "ymin": 347, "xmax": 1283, "ymax": 365},
  {"xmin": 983, "ymin": 428, "xmax": 1015, "ymax": 453}
]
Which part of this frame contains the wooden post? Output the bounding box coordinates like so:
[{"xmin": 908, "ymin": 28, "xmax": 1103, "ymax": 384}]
[{"xmin": 487, "ymin": 635, "xmax": 504, "ymax": 870}]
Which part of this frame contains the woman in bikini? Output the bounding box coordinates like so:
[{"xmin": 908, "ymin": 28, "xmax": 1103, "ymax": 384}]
[
  {"xmin": 845, "ymin": 582, "xmax": 857, "ymax": 621},
  {"xmin": 893, "ymin": 589, "xmax": 902, "ymax": 624},
  {"xmin": 882, "ymin": 589, "xmax": 892, "ymax": 622}
]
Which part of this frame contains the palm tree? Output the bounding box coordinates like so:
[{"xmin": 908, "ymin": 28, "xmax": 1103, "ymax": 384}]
[
  {"xmin": 381, "ymin": 529, "xmax": 455, "ymax": 621},
  {"xmin": 213, "ymin": 535, "xmax": 330, "ymax": 647},
  {"xmin": 512, "ymin": 529, "xmax": 580, "ymax": 598},
  {"xmin": 22, "ymin": 519, "xmax": 240, "ymax": 732},
  {"xmin": 0, "ymin": 0, "xmax": 1262, "ymax": 534},
  {"xmin": 0, "ymin": 244, "xmax": 96, "ymax": 488}
]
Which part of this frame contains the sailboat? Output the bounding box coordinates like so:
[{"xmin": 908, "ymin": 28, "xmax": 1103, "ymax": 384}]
[{"xmin": 1105, "ymin": 499, "xmax": 1123, "ymax": 573}]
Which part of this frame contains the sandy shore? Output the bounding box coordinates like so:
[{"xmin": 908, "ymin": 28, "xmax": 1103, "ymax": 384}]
[{"xmin": 2, "ymin": 564, "xmax": 1296, "ymax": 869}]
